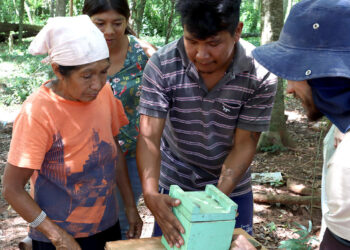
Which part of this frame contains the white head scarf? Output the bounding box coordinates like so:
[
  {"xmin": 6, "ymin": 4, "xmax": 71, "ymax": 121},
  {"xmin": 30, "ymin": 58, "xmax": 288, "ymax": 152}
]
[{"xmin": 29, "ymin": 15, "xmax": 109, "ymax": 66}]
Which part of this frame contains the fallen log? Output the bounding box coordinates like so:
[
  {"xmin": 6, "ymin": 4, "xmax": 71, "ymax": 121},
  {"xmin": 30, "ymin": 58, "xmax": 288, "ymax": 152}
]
[
  {"xmin": 0, "ymin": 22, "xmax": 42, "ymax": 33},
  {"xmin": 0, "ymin": 22, "xmax": 42, "ymax": 42},
  {"xmin": 287, "ymin": 178, "xmax": 320, "ymax": 196},
  {"xmin": 254, "ymin": 192, "xmax": 321, "ymax": 206}
]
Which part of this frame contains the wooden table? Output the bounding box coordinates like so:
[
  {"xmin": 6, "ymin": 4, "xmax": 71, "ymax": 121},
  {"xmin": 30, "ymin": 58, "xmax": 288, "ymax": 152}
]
[{"xmin": 106, "ymin": 228, "xmax": 267, "ymax": 250}]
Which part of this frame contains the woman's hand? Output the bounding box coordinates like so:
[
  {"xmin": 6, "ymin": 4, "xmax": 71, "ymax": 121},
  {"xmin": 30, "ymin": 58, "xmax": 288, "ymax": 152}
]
[
  {"xmin": 50, "ymin": 225, "xmax": 81, "ymax": 250},
  {"xmin": 125, "ymin": 206, "xmax": 143, "ymax": 239}
]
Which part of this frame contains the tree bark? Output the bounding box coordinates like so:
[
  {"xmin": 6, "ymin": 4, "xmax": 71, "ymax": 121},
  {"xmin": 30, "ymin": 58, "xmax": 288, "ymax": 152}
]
[
  {"xmin": 165, "ymin": 0, "xmax": 176, "ymax": 44},
  {"xmin": 50, "ymin": 0, "xmax": 55, "ymax": 17},
  {"xmin": 284, "ymin": 0, "xmax": 294, "ymax": 22},
  {"xmin": 129, "ymin": 0, "xmax": 137, "ymax": 31},
  {"xmin": 56, "ymin": 0, "xmax": 67, "ymax": 16},
  {"xmin": 24, "ymin": 1, "xmax": 33, "ymax": 24},
  {"xmin": 135, "ymin": 0, "xmax": 147, "ymax": 36},
  {"xmin": 18, "ymin": 0, "xmax": 25, "ymax": 42},
  {"xmin": 69, "ymin": 0, "xmax": 73, "ymax": 16},
  {"xmin": 257, "ymin": 0, "xmax": 295, "ymax": 151}
]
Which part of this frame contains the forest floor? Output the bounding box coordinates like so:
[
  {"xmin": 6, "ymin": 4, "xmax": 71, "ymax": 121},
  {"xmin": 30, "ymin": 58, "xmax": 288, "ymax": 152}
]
[{"xmin": 0, "ymin": 97, "xmax": 327, "ymax": 249}]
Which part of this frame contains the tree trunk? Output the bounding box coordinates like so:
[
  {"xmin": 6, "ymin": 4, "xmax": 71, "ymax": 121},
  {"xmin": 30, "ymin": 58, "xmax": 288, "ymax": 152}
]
[
  {"xmin": 18, "ymin": 0, "xmax": 25, "ymax": 42},
  {"xmin": 69, "ymin": 0, "xmax": 73, "ymax": 16},
  {"xmin": 135, "ymin": 0, "xmax": 147, "ymax": 36},
  {"xmin": 129, "ymin": 0, "xmax": 137, "ymax": 31},
  {"xmin": 257, "ymin": 0, "xmax": 295, "ymax": 151},
  {"xmin": 165, "ymin": 0, "xmax": 176, "ymax": 44},
  {"xmin": 50, "ymin": 0, "xmax": 55, "ymax": 17},
  {"xmin": 284, "ymin": 0, "xmax": 294, "ymax": 22},
  {"xmin": 56, "ymin": 0, "xmax": 67, "ymax": 17},
  {"xmin": 24, "ymin": 1, "xmax": 33, "ymax": 24},
  {"xmin": 12, "ymin": 0, "xmax": 20, "ymax": 16}
]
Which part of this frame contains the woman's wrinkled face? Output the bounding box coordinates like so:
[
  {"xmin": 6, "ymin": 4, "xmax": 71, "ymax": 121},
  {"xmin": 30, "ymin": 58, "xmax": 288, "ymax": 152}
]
[
  {"xmin": 90, "ymin": 10, "xmax": 127, "ymax": 49},
  {"xmin": 57, "ymin": 59, "xmax": 110, "ymax": 102}
]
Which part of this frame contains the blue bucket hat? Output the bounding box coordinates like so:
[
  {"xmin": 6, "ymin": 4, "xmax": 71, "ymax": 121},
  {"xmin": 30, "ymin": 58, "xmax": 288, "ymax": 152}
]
[{"xmin": 252, "ymin": 0, "xmax": 350, "ymax": 81}]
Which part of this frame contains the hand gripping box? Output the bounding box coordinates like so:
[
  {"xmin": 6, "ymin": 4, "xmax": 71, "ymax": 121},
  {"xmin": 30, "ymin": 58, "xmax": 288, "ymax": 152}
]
[{"xmin": 161, "ymin": 184, "xmax": 238, "ymax": 250}]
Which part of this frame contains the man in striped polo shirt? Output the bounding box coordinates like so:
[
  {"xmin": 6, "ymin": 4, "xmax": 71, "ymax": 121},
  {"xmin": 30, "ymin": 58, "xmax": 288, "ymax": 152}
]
[{"xmin": 136, "ymin": 0, "xmax": 277, "ymax": 247}]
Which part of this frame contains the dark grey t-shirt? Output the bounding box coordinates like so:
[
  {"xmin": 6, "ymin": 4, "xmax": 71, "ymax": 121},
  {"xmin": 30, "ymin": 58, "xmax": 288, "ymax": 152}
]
[{"xmin": 139, "ymin": 38, "xmax": 277, "ymax": 197}]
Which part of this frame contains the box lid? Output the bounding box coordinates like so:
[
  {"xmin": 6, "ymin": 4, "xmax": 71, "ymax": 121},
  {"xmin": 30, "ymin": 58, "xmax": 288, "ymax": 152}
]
[{"xmin": 169, "ymin": 184, "xmax": 238, "ymax": 222}]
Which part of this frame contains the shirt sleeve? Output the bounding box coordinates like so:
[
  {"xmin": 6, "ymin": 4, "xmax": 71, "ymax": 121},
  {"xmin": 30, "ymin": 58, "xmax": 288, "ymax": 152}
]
[
  {"xmin": 7, "ymin": 107, "xmax": 52, "ymax": 170},
  {"xmin": 138, "ymin": 53, "xmax": 170, "ymax": 118},
  {"xmin": 237, "ymin": 65, "xmax": 278, "ymax": 132}
]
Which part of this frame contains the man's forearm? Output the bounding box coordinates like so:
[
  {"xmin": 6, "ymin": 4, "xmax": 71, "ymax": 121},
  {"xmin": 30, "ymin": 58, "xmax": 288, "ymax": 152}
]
[
  {"xmin": 217, "ymin": 152, "xmax": 253, "ymax": 195},
  {"xmin": 217, "ymin": 130, "xmax": 260, "ymax": 195},
  {"xmin": 136, "ymin": 134, "xmax": 161, "ymax": 195}
]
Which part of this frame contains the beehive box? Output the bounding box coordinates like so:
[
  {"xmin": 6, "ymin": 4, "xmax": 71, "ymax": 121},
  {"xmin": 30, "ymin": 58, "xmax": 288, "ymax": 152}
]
[{"xmin": 161, "ymin": 184, "xmax": 238, "ymax": 250}]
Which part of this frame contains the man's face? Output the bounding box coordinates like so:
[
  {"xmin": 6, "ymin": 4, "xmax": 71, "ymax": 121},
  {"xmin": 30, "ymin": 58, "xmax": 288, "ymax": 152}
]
[
  {"xmin": 183, "ymin": 23, "xmax": 242, "ymax": 75},
  {"xmin": 286, "ymin": 80, "xmax": 323, "ymax": 121}
]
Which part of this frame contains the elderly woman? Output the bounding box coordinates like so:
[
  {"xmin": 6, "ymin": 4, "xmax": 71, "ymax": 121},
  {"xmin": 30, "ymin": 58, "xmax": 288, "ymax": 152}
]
[{"xmin": 2, "ymin": 15, "xmax": 142, "ymax": 250}]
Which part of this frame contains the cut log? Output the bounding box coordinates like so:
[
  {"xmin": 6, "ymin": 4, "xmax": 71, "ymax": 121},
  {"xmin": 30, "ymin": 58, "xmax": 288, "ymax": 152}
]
[
  {"xmin": 287, "ymin": 178, "xmax": 320, "ymax": 196},
  {"xmin": 254, "ymin": 192, "xmax": 321, "ymax": 206}
]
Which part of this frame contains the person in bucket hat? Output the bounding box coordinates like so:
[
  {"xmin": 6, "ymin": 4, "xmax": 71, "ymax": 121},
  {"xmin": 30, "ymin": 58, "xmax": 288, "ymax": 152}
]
[{"xmin": 252, "ymin": 0, "xmax": 350, "ymax": 248}]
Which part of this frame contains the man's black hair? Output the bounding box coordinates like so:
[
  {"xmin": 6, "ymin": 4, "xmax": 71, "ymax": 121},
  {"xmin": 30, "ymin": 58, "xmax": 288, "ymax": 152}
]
[{"xmin": 175, "ymin": 0, "xmax": 241, "ymax": 39}]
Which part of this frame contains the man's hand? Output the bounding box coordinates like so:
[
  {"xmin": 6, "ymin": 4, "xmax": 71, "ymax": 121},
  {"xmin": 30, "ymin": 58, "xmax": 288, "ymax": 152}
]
[
  {"xmin": 144, "ymin": 192, "xmax": 184, "ymax": 248},
  {"xmin": 125, "ymin": 207, "xmax": 143, "ymax": 239}
]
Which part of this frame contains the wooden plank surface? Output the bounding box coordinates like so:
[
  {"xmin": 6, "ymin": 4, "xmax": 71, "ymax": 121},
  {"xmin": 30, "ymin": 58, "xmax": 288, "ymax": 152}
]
[{"xmin": 106, "ymin": 228, "xmax": 266, "ymax": 250}]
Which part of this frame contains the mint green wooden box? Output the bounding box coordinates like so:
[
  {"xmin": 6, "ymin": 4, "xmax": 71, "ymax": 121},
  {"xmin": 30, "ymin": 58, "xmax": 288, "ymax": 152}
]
[{"xmin": 161, "ymin": 184, "xmax": 238, "ymax": 250}]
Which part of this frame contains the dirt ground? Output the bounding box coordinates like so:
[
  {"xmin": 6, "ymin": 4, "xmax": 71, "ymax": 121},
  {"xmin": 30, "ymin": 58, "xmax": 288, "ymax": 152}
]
[{"xmin": 0, "ymin": 98, "xmax": 326, "ymax": 249}]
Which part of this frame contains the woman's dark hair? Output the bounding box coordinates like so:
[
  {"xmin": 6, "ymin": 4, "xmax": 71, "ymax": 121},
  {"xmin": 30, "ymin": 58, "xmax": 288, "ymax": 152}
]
[
  {"xmin": 175, "ymin": 0, "xmax": 241, "ymax": 39},
  {"xmin": 58, "ymin": 65, "xmax": 81, "ymax": 76},
  {"xmin": 83, "ymin": 0, "xmax": 135, "ymax": 35}
]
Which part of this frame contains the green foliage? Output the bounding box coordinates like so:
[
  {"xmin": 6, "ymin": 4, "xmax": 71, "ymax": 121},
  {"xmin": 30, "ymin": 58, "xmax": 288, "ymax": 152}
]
[
  {"xmin": 241, "ymin": 0, "xmax": 261, "ymax": 34},
  {"xmin": 140, "ymin": 35, "xmax": 166, "ymax": 48},
  {"xmin": 0, "ymin": 39, "xmax": 51, "ymax": 105},
  {"xmin": 267, "ymin": 222, "xmax": 277, "ymax": 232},
  {"xmin": 142, "ymin": 0, "xmax": 182, "ymax": 44},
  {"xmin": 0, "ymin": 0, "xmax": 265, "ymax": 104},
  {"xmin": 259, "ymin": 144, "xmax": 287, "ymax": 153},
  {"xmin": 279, "ymin": 221, "xmax": 318, "ymax": 250}
]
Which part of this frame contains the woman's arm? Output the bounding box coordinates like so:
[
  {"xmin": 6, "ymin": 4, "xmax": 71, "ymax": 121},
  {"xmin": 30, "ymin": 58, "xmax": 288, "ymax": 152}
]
[
  {"xmin": 115, "ymin": 138, "xmax": 143, "ymax": 239},
  {"xmin": 2, "ymin": 163, "xmax": 81, "ymax": 249},
  {"xmin": 136, "ymin": 37, "xmax": 157, "ymax": 58}
]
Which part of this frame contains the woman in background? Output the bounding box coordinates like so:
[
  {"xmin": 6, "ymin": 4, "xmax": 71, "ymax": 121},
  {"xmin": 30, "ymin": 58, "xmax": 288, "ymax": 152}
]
[
  {"xmin": 2, "ymin": 15, "xmax": 142, "ymax": 250},
  {"xmin": 83, "ymin": 0, "xmax": 156, "ymax": 240}
]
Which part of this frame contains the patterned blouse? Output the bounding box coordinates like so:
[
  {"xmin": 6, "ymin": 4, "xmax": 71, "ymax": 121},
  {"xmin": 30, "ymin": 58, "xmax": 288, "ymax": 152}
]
[{"xmin": 108, "ymin": 35, "xmax": 149, "ymax": 158}]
